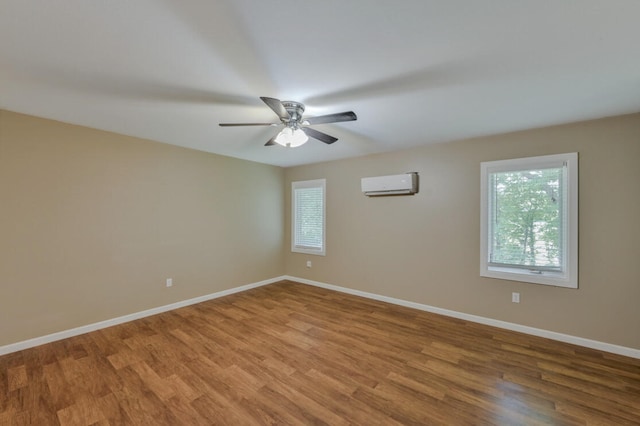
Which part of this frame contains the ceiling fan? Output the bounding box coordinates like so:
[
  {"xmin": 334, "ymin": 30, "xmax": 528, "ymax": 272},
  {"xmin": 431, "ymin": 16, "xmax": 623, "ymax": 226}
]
[{"xmin": 219, "ymin": 97, "xmax": 357, "ymax": 147}]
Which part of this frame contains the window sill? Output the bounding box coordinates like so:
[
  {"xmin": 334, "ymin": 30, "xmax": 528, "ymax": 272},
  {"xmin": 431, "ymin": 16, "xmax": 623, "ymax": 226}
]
[
  {"xmin": 481, "ymin": 266, "xmax": 577, "ymax": 288},
  {"xmin": 292, "ymin": 247, "xmax": 326, "ymax": 256}
]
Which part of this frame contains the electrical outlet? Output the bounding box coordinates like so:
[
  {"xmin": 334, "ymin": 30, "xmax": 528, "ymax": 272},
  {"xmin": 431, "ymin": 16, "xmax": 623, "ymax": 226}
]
[
  {"xmin": 512, "ymin": 292, "xmax": 520, "ymax": 303},
  {"xmin": 166, "ymin": 278, "xmax": 173, "ymax": 287},
  {"xmin": 306, "ymin": 260, "xmax": 312, "ymax": 268}
]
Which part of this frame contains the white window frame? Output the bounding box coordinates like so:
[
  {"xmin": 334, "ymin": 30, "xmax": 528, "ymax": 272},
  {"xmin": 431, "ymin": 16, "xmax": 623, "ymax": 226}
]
[
  {"xmin": 480, "ymin": 153, "xmax": 578, "ymax": 288},
  {"xmin": 292, "ymin": 179, "xmax": 326, "ymax": 256}
]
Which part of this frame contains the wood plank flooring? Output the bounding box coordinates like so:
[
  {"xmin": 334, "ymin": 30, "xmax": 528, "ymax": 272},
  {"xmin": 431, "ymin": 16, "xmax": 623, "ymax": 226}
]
[{"xmin": 1, "ymin": 280, "xmax": 639, "ymax": 425}]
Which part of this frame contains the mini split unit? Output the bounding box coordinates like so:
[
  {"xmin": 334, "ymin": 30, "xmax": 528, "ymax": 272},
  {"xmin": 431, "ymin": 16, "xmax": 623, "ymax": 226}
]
[{"xmin": 361, "ymin": 172, "xmax": 419, "ymax": 196}]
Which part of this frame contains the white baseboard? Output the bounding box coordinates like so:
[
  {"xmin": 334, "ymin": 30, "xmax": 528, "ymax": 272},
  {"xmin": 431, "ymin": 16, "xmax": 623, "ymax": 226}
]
[
  {"xmin": 0, "ymin": 276, "xmax": 286, "ymax": 356},
  {"xmin": 284, "ymin": 275, "xmax": 640, "ymax": 360},
  {"xmin": 4, "ymin": 275, "xmax": 638, "ymax": 360}
]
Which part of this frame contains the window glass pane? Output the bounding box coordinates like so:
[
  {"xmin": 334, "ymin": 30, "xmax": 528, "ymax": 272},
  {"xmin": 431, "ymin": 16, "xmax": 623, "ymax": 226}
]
[
  {"xmin": 294, "ymin": 186, "xmax": 324, "ymax": 250},
  {"xmin": 490, "ymin": 166, "xmax": 564, "ymax": 270}
]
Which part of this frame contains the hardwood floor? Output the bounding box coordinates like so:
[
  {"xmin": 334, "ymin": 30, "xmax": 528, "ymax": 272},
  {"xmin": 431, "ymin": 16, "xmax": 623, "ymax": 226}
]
[{"xmin": 1, "ymin": 280, "xmax": 639, "ymax": 425}]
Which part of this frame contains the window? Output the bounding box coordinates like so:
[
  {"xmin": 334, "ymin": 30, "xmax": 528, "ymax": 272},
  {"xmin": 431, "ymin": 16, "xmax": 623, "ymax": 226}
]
[
  {"xmin": 480, "ymin": 153, "xmax": 578, "ymax": 288},
  {"xmin": 292, "ymin": 179, "xmax": 326, "ymax": 256}
]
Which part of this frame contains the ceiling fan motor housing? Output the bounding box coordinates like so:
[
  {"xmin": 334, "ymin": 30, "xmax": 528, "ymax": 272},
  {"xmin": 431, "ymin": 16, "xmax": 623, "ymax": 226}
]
[{"xmin": 281, "ymin": 101, "xmax": 305, "ymax": 127}]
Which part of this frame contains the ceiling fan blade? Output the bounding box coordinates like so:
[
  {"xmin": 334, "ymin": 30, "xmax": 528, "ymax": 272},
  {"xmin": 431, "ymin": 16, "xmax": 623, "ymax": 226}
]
[
  {"xmin": 304, "ymin": 111, "xmax": 357, "ymax": 125},
  {"xmin": 219, "ymin": 122, "xmax": 276, "ymax": 127},
  {"xmin": 260, "ymin": 97, "xmax": 291, "ymax": 120},
  {"xmin": 303, "ymin": 127, "xmax": 338, "ymax": 144},
  {"xmin": 265, "ymin": 136, "xmax": 277, "ymax": 146}
]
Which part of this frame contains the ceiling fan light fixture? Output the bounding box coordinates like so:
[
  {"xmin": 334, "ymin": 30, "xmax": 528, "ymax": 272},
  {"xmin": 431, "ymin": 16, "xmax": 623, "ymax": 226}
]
[{"xmin": 274, "ymin": 127, "xmax": 308, "ymax": 148}]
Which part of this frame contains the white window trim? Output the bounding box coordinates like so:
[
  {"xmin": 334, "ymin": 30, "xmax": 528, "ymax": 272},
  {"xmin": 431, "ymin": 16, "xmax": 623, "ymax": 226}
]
[
  {"xmin": 292, "ymin": 179, "xmax": 326, "ymax": 256},
  {"xmin": 480, "ymin": 153, "xmax": 578, "ymax": 288}
]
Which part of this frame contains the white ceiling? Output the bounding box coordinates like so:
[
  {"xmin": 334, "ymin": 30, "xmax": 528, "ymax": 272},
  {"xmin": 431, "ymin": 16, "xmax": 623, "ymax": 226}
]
[{"xmin": 2, "ymin": 1, "xmax": 639, "ymax": 167}]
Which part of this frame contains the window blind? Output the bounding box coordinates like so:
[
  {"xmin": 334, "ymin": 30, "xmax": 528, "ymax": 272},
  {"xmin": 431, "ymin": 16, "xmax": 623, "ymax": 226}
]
[{"xmin": 292, "ymin": 181, "xmax": 325, "ymax": 253}]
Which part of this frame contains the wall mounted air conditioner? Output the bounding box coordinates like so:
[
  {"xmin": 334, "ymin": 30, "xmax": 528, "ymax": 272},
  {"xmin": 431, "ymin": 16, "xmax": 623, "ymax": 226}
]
[{"xmin": 361, "ymin": 172, "xmax": 419, "ymax": 196}]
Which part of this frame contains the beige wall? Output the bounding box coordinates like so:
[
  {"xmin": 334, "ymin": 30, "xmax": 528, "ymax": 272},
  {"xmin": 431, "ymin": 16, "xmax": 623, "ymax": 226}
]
[
  {"xmin": 284, "ymin": 113, "xmax": 640, "ymax": 350},
  {"xmin": 2, "ymin": 108, "xmax": 639, "ymax": 351},
  {"xmin": 0, "ymin": 110, "xmax": 284, "ymax": 346}
]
